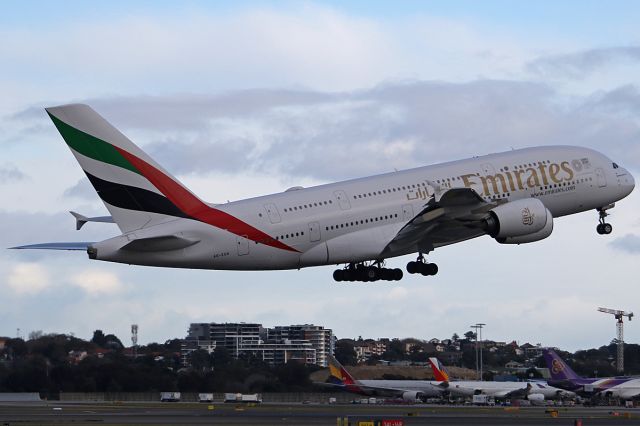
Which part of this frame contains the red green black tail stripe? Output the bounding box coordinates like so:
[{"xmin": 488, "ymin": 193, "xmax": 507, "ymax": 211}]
[
  {"xmin": 51, "ymin": 112, "xmax": 298, "ymax": 253},
  {"xmin": 114, "ymin": 146, "xmax": 298, "ymax": 252}
]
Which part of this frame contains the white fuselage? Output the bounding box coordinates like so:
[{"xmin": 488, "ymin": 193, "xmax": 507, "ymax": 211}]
[
  {"xmin": 92, "ymin": 145, "xmax": 634, "ymax": 270},
  {"xmin": 446, "ymin": 380, "xmax": 570, "ymax": 399},
  {"xmin": 358, "ymin": 379, "xmax": 444, "ymax": 397}
]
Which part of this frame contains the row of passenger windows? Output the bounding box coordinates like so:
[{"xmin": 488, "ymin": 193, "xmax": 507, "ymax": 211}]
[
  {"xmin": 325, "ymin": 213, "xmax": 399, "ymax": 231},
  {"xmin": 538, "ymin": 177, "xmax": 591, "ymax": 190},
  {"xmin": 353, "ymin": 183, "xmax": 427, "ymax": 199},
  {"xmin": 283, "ymin": 200, "xmax": 332, "ymax": 213},
  {"xmin": 275, "ymin": 231, "xmax": 305, "ymax": 240}
]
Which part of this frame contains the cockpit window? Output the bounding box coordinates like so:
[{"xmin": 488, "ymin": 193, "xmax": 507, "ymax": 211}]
[{"xmin": 613, "ymin": 163, "xmax": 619, "ymax": 169}]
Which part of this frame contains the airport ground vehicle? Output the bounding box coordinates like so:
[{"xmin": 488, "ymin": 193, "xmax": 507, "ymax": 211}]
[
  {"xmin": 224, "ymin": 393, "xmax": 262, "ymax": 403},
  {"xmin": 160, "ymin": 392, "xmax": 180, "ymax": 402}
]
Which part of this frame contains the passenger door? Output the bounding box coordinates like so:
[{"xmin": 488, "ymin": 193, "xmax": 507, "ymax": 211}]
[
  {"xmin": 236, "ymin": 235, "xmax": 249, "ymax": 256},
  {"xmin": 595, "ymin": 168, "xmax": 607, "ymax": 188},
  {"xmin": 402, "ymin": 204, "xmax": 414, "ymax": 222},
  {"xmin": 333, "ymin": 190, "xmax": 351, "ymax": 210},
  {"xmin": 263, "ymin": 203, "xmax": 281, "ymax": 223},
  {"xmin": 308, "ymin": 222, "xmax": 321, "ymax": 242}
]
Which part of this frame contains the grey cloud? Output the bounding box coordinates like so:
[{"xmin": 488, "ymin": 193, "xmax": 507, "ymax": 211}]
[
  {"xmin": 146, "ymin": 136, "xmax": 254, "ymax": 175},
  {"xmin": 10, "ymin": 80, "xmax": 640, "ymax": 182},
  {"xmin": 0, "ymin": 164, "xmax": 27, "ymax": 183},
  {"xmin": 610, "ymin": 234, "xmax": 640, "ymax": 254},
  {"xmin": 63, "ymin": 178, "xmax": 95, "ymax": 200},
  {"xmin": 527, "ymin": 46, "xmax": 640, "ymax": 79}
]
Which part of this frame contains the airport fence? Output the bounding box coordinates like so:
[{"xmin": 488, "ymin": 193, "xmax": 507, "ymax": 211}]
[{"xmin": 59, "ymin": 392, "xmax": 355, "ymax": 403}]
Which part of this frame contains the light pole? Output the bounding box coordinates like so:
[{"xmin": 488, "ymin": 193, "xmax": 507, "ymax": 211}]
[{"xmin": 470, "ymin": 323, "xmax": 485, "ymax": 380}]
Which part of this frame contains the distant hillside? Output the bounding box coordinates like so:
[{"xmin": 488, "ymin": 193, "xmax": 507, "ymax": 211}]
[{"xmin": 311, "ymin": 364, "xmax": 477, "ymax": 382}]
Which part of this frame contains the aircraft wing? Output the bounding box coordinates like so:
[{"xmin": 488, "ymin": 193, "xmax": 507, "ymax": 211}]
[{"xmin": 383, "ymin": 187, "xmax": 495, "ymax": 256}]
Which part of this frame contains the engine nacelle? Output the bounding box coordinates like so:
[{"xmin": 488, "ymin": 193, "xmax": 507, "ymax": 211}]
[
  {"xmin": 402, "ymin": 391, "xmax": 422, "ymax": 402},
  {"xmin": 497, "ymin": 209, "xmax": 553, "ymax": 244},
  {"xmin": 527, "ymin": 393, "xmax": 545, "ymax": 402},
  {"xmin": 485, "ymin": 198, "xmax": 549, "ymax": 238}
]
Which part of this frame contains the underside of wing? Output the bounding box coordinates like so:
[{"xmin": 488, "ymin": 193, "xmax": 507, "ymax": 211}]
[{"xmin": 383, "ymin": 187, "xmax": 496, "ymax": 256}]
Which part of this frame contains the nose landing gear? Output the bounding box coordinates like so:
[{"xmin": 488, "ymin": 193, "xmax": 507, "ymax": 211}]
[
  {"xmin": 406, "ymin": 253, "xmax": 438, "ymax": 276},
  {"xmin": 596, "ymin": 205, "xmax": 614, "ymax": 235}
]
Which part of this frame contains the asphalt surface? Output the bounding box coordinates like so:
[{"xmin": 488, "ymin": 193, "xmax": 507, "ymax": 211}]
[{"xmin": 0, "ymin": 401, "xmax": 637, "ymax": 425}]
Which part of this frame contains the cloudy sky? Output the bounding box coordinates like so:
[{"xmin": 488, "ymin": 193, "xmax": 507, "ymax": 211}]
[{"xmin": 2, "ymin": 1, "xmax": 640, "ymax": 351}]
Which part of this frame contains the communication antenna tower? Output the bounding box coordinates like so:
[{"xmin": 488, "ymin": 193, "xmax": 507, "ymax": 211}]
[
  {"xmin": 131, "ymin": 324, "xmax": 138, "ymax": 358},
  {"xmin": 597, "ymin": 307, "xmax": 633, "ymax": 374}
]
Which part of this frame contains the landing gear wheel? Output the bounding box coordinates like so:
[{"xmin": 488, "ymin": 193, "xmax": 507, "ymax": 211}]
[
  {"xmin": 596, "ymin": 205, "xmax": 614, "ymax": 235},
  {"xmin": 333, "ymin": 269, "xmax": 344, "ymax": 282},
  {"xmin": 424, "ymin": 263, "xmax": 438, "ymax": 276},
  {"xmin": 393, "ymin": 268, "xmax": 403, "ymax": 281},
  {"xmin": 406, "ymin": 254, "xmax": 438, "ymax": 276}
]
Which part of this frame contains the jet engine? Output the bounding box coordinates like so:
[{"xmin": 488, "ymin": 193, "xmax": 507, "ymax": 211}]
[
  {"xmin": 527, "ymin": 393, "xmax": 545, "ymax": 403},
  {"xmin": 496, "ymin": 209, "xmax": 553, "ymax": 244},
  {"xmin": 402, "ymin": 391, "xmax": 423, "ymax": 402},
  {"xmin": 484, "ymin": 198, "xmax": 553, "ymax": 243}
]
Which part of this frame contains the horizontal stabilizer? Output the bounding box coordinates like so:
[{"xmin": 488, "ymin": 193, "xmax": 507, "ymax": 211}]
[
  {"xmin": 10, "ymin": 242, "xmax": 93, "ymax": 250},
  {"xmin": 70, "ymin": 211, "xmax": 114, "ymax": 230},
  {"xmin": 121, "ymin": 235, "xmax": 200, "ymax": 252}
]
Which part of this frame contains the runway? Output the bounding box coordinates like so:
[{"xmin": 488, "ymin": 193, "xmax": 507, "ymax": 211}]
[{"xmin": 0, "ymin": 402, "xmax": 637, "ymax": 425}]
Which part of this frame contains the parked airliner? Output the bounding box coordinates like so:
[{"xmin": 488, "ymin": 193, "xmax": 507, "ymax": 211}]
[
  {"xmin": 429, "ymin": 357, "xmax": 574, "ymax": 401},
  {"xmin": 13, "ymin": 104, "xmax": 635, "ymax": 281},
  {"xmin": 319, "ymin": 355, "xmax": 444, "ymax": 401}
]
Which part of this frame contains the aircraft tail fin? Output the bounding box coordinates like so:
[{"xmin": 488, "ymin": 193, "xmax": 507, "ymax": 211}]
[
  {"xmin": 428, "ymin": 357, "xmax": 450, "ymax": 382},
  {"xmin": 46, "ymin": 104, "xmax": 203, "ymax": 233},
  {"xmin": 542, "ymin": 348, "xmax": 581, "ymax": 381},
  {"xmin": 327, "ymin": 355, "xmax": 360, "ymax": 387}
]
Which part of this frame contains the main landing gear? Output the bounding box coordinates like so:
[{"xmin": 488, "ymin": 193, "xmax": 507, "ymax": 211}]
[
  {"xmin": 406, "ymin": 254, "xmax": 438, "ymax": 276},
  {"xmin": 333, "ymin": 262, "xmax": 403, "ymax": 282},
  {"xmin": 596, "ymin": 205, "xmax": 613, "ymax": 235}
]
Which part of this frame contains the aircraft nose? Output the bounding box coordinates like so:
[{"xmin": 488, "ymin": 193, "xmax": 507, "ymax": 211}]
[{"xmin": 621, "ymin": 169, "xmax": 635, "ymax": 197}]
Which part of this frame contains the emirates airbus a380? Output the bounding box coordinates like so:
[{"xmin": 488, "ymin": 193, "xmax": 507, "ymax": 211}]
[{"xmin": 13, "ymin": 104, "xmax": 635, "ymax": 282}]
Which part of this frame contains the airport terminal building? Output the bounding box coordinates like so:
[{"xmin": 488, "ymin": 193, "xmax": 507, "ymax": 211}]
[{"xmin": 181, "ymin": 322, "xmax": 335, "ymax": 367}]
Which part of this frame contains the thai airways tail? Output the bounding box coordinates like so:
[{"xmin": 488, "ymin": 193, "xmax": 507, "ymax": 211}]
[
  {"xmin": 428, "ymin": 357, "xmax": 450, "ymax": 382},
  {"xmin": 542, "ymin": 348, "xmax": 581, "ymax": 381}
]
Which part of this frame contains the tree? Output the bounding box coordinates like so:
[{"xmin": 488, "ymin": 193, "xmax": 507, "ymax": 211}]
[
  {"xmin": 464, "ymin": 331, "xmax": 476, "ymax": 341},
  {"xmin": 28, "ymin": 330, "xmax": 43, "ymax": 341},
  {"xmin": 452, "ymin": 333, "xmax": 460, "ymax": 342},
  {"xmin": 91, "ymin": 330, "xmax": 106, "ymax": 347},
  {"xmin": 334, "ymin": 340, "xmax": 357, "ymax": 365}
]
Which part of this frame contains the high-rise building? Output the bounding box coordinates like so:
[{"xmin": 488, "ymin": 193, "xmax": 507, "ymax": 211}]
[
  {"xmin": 181, "ymin": 322, "xmax": 334, "ymax": 367},
  {"xmin": 268, "ymin": 325, "xmax": 335, "ymax": 367}
]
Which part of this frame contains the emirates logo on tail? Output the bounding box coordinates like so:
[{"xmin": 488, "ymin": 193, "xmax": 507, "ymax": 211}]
[{"xmin": 521, "ymin": 207, "xmax": 534, "ymax": 226}]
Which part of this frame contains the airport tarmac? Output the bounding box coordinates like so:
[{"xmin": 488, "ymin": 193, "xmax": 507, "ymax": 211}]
[{"xmin": 0, "ymin": 401, "xmax": 638, "ymax": 426}]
